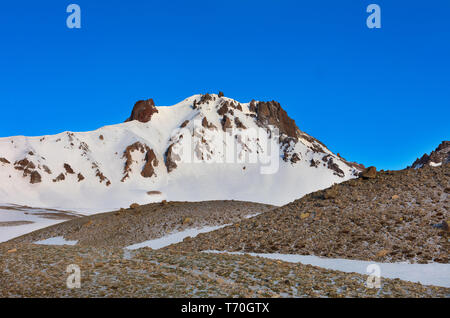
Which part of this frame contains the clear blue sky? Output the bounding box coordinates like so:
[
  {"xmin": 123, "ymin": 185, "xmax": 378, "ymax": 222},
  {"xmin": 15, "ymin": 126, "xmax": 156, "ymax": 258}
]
[{"xmin": 0, "ymin": 0, "xmax": 448, "ymax": 170}]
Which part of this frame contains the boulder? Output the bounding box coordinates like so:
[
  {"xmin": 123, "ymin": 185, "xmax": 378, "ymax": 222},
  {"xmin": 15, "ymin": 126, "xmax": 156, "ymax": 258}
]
[{"xmin": 360, "ymin": 166, "xmax": 377, "ymax": 179}]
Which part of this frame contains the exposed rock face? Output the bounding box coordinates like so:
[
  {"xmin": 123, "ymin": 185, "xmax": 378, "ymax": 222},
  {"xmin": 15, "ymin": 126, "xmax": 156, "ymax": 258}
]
[
  {"xmin": 221, "ymin": 116, "xmax": 232, "ymax": 131},
  {"xmin": 141, "ymin": 149, "xmax": 159, "ymax": 178},
  {"xmin": 360, "ymin": 166, "xmax": 377, "ymax": 179},
  {"xmin": 64, "ymin": 163, "xmax": 75, "ymax": 174},
  {"xmin": 126, "ymin": 99, "xmax": 159, "ymax": 123},
  {"xmin": 201, "ymin": 117, "xmax": 216, "ymax": 130},
  {"xmin": 0, "ymin": 157, "xmax": 10, "ymax": 164},
  {"xmin": 410, "ymin": 141, "xmax": 450, "ymax": 169},
  {"xmin": 327, "ymin": 157, "xmax": 345, "ymax": 177},
  {"xmin": 234, "ymin": 117, "xmax": 246, "ymax": 129},
  {"xmin": 255, "ymin": 101, "xmax": 298, "ymax": 138},
  {"xmin": 122, "ymin": 142, "xmax": 158, "ymax": 181},
  {"xmin": 165, "ymin": 144, "xmax": 180, "ymax": 173},
  {"xmin": 53, "ymin": 173, "xmax": 65, "ymax": 182},
  {"xmin": 43, "ymin": 165, "xmax": 52, "ymax": 174},
  {"xmin": 77, "ymin": 173, "xmax": 85, "ymax": 182},
  {"xmin": 180, "ymin": 120, "xmax": 189, "ymax": 128},
  {"xmin": 30, "ymin": 171, "xmax": 41, "ymax": 184}
]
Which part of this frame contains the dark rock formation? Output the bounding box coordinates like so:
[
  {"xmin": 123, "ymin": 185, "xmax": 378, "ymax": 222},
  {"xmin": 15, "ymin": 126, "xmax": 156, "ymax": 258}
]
[
  {"xmin": 122, "ymin": 142, "xmax": 158, "ymax": 180},
  {"xmin": 43, "ymin": 165, "xmax": 52, "ymax": 174},
  {"xmin": 217, "ymin": 103, "xmax": 229, "ymax": 116},
  {"xmin": 126, "ymin": 99, "xmax": 158, "ymax": 123},
  {"xmin": 165, "ymin": 144, "xmax": 180, "ymax": 173},
  {"xmin": 234, "ymin": 117, "xmax": 246, "ymax": 129},
  {"xmin": 291, "ymin": 153, "xmax": 301, "ymax": 164},
  {"xmin": 0, "ymin": 157, "xmax": 10, "ymax": 164},
  {"xmin": 77, "ymin": 173, "xmax": 85, "ymax": 182},
  {"xmin": 30, "ymin": 171, "xmax": 41, "ymax": 184},
  {"xmin": 180, "ymin": 120, "xmax": 189, "ymax": 128},
  {"xmin": 310, "ymin": 159, "xmax": 319, "ymax": 167},
  {"xmin": 254, "ymin": 101, "xmax": 298, "ymax": 138},
  {"xmin": 327, "ymin": 157, "xmax": 345, "ymax": 177},
  {"xmin": 64, "ymin": 163, "xmax": 75, "ymax": 174},
  {"xmin": 360, "ymin": 166, "xmax": 377, "ymax": 179},
  {"xmin": 218, "ymin": 91, "xmax": 224, "ymax": 98},
  {"xmin": 141, "ymin": 149, "xmax": 159, "ymax": 178},
  {"xmin": 221, "ymin": 116, "xmax": 232, "ymax": 132},
  {"xmin": 53, "ymin": 173, "xmax": 65, "ymax": 182},
  {"xmin": 199, "ymin": 94, "xmax": 213, "ymax": 105},
  {"xmin": 202, "ymin": 117, "xmax": 216, "ymax": 130}
]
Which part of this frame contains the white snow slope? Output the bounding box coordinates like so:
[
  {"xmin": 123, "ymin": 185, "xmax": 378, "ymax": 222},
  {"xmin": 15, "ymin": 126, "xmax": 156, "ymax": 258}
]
[{"xmin": 0, "ymin": 94, "xmax": 361, "ymax": 213}]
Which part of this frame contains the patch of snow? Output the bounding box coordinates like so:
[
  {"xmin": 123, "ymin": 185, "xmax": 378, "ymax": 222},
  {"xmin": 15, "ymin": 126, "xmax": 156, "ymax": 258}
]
[
  {"xmin": 34, "ymin": 236, "xmax": 78, "ymax": 246},
  {"xmin": 126, "ymin": 224, "xmax": 230, "ymax": 250},
  {"xmin": 0, "ymin": 207, "xmax": 79, "ymax": 243},
  {"xmin": 205, "ymin": 251, "xmax": 450, "ymax": 288},
  {"xmin": 429, "ymin": 162, "xmax": 442, "ymax": 167}
]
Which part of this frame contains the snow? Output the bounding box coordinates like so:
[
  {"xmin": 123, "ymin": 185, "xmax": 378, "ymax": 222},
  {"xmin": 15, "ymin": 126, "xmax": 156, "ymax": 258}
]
[
  {"xmin": 34, "ymin": 236, "xmax": 78, "ymax": 246},
  {"xmin": 0, "ymin": 206, "xmax": 81, "ymax": 243},
  {"xmin": 205, "ymin": 251, "xmax": 450, "ymax": 288},
  {"xmin": 0, "ymin": 94, "xmax": 359, "ymax": 213},
  {"xmin": 125, "ymin": 224, "xmax": 230, "ymax": 250},
  {"xmin": 429, "ymin": 162, "xmax": 442, "ymax": 167}
]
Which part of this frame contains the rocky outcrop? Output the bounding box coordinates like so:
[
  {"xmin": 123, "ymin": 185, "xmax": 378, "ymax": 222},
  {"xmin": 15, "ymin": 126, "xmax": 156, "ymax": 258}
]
[
  {"xmin": 165, "ymin": 144, "xmax": 180, "ymax": 173},
  {"xmin": 122, "ymin": 142, "xmax": 158, "ymax": 180},
  {"xmin": 125, "ymin": 99, "xmax": 158, "ymax": 123},
  {"xmin": 53, "ymin": 173, "xmax": 65, "ymax": 182},
  {"xmin": 64, "ymin": 163, "xmax": 75, "ymax": 174},
  {"xmin": 217, "ymin": 103, "xmax": 229, "ymax": 116},
  {"xmin": 180, "ymin": 120, "xmax": 189, "ymax": 128},
  {"xmin": 0, "ymin": 157, "xmax": 10, "ymax": 164},
  {"xmin": 360, "ymin": 166, "xmax": 377, "ymax": 179},
  {"xmin": 410, "ymin": 141, "xmax": 450, "ymax": 169},
  {"xmin": 221, "ymin": 116, "xmax": 232, "ymax": 132},
  {"xmin": 201, "ymin": 117, "xmax": 216, "ymax": 130},
  {"xmin": 30, "ymin": 171, "xmax": 41, "ymax": 184},
  {"xmin": 141, "ymin": 149, "xmax": 159, "ymax": 178},
  {"xmin": 255, "ymin": 101, "xmax": 298, "ymax": 138},
  {"xmin": 234, "ymin": 117, "xmax": 246, "ymax": 129}
]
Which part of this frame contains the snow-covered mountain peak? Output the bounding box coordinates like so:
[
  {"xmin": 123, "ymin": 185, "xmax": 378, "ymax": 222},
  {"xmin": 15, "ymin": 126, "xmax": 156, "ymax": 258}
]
[{"xmin": 0, "ymin": 93, "xmax": 364, "ymax": 212}]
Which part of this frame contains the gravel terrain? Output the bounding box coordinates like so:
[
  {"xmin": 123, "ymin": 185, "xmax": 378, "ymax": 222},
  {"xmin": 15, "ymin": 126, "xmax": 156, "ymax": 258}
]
[
  {"xmin": 169, "ymin": 164, "xmax": 449, "ymax": 264},
  {"xmin": 1, "ymin": 243, "xmax": 448, "ymax": 298},
  {"xmin": 8, "ymin": 201, "xmax": 273, "ymax": 248}
]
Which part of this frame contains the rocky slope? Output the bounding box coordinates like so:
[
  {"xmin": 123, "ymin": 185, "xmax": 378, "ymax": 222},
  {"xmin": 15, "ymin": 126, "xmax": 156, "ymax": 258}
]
[
  {"xmin": 1, "ymin": 244, "xmax": 448, "ymax": 298},
  {"xmin": 409, "ymin": 141, "xmax": 450, "ymax": 169},
  {"xmin": 0, "ymin": 93, "xmax": 363, "ymax": 212},
  {"xmin": 169, "ymin": 164, "xmax": 449, "ymax": 264},
  {"xmin": 8, "ymin": 201, "xmax": 273, "ymax": 248}
]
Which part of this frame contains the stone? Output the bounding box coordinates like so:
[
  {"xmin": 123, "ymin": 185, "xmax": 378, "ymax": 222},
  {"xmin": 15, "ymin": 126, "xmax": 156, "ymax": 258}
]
[
  {"xmin": 360, "ymin": 166, "xmax": 377, "ymax": 179},
  {"xmin": 130, "ymin": 203, "xmax": 140, "ymax": 209}
]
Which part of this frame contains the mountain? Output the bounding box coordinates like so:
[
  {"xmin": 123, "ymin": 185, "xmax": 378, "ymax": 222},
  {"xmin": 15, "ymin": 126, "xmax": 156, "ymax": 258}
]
[
  {"xmin": 409, "ymin": 141, "xmax": 450, "ymax": 169},
  {"xmin": 0, "ymin": 93, "xmax": 363, "ymax": 213}
]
